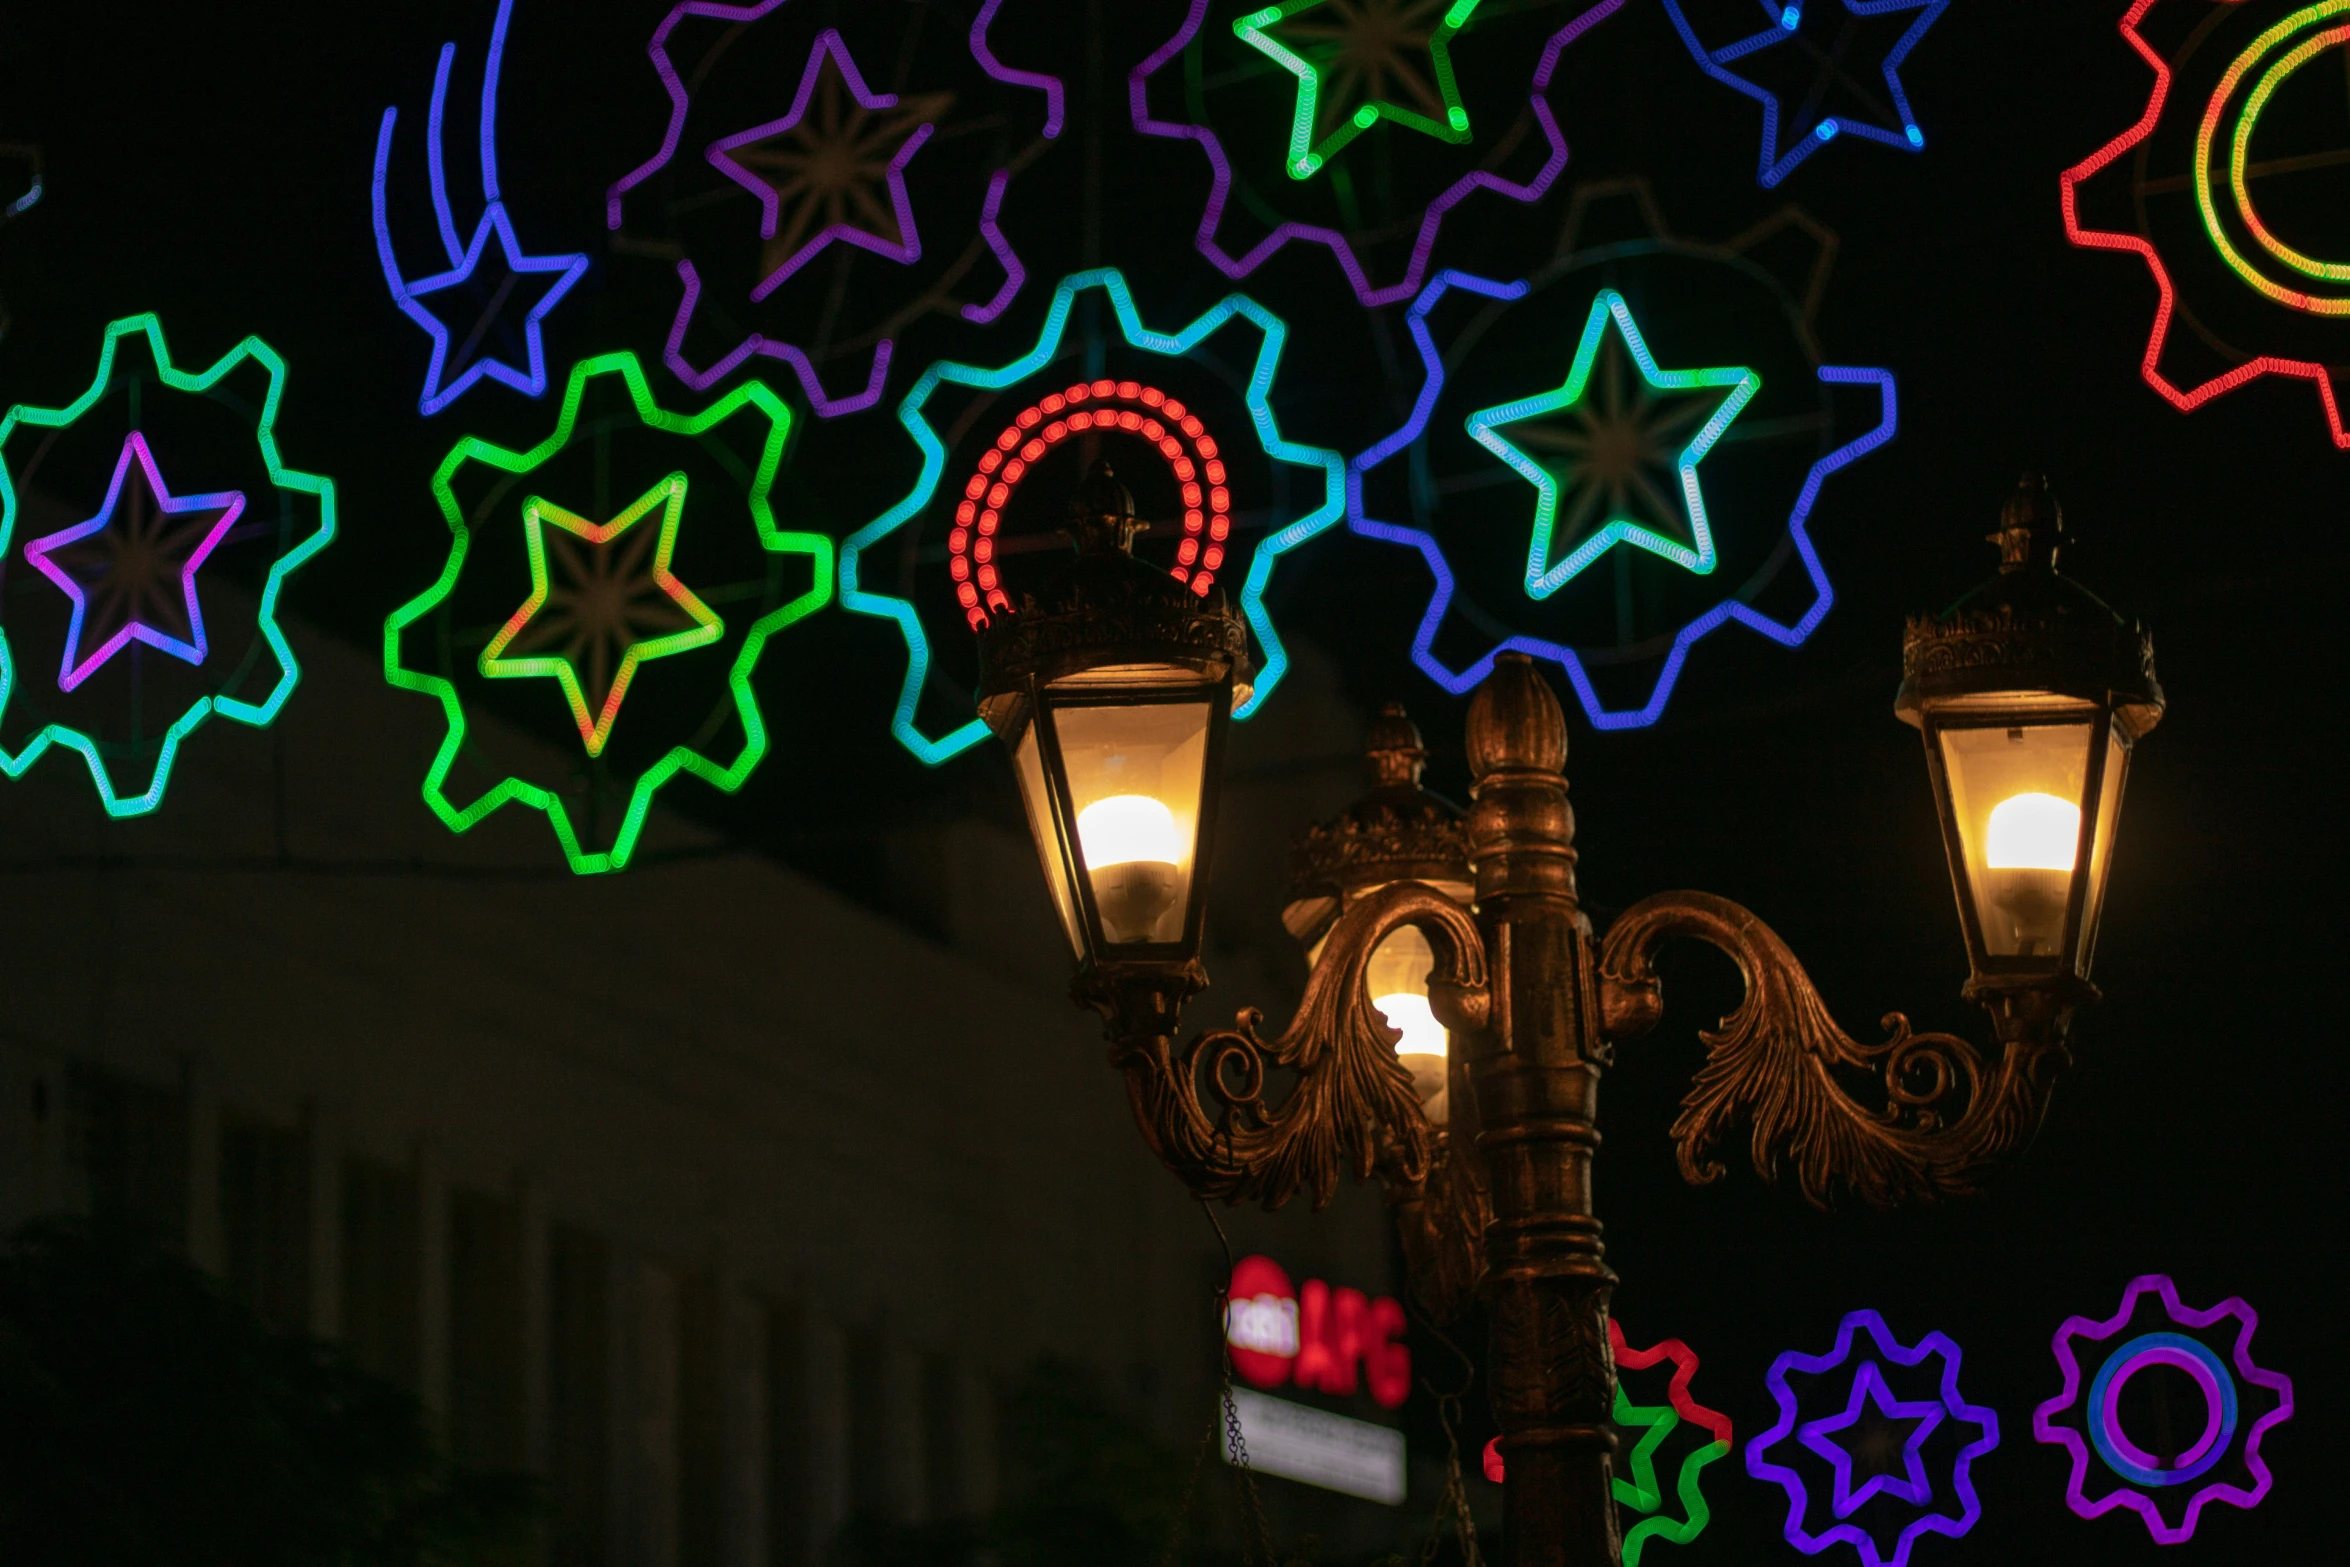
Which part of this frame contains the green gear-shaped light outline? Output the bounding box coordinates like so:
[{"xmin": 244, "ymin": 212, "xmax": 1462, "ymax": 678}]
[
  {"xmin": 0, "ymin": 313, "xmax": 339, "ymax": 816},
  {"xmin": 383, "ymin": 351, "xmax": 829, "ymax": 875}
]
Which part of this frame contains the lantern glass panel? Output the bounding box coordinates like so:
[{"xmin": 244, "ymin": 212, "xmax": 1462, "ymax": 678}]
[
  {"xmin": 1013, "ymin": 725, "xmax": 1083, "ymax": 956},
  {"xmin": 1054, "ymin": 699, "xmax": 1212, "ymax": 947},
  {"xmin": 2077, "ymin": 721, "xmax": 2133, "ymax": 973},
  {"xmin": 1938, "ymin": 720, "xmax": 2094, "ymax": 960}
]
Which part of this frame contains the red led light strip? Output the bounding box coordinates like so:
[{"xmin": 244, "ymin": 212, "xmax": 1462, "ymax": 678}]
[{"xmin": 952, "ymin": 378, "xmax": 1230, "ymax": 629}]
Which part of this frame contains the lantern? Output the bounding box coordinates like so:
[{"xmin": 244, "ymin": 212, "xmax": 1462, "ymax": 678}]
[
  {"xmin": 1283, "ymin": 705, "xmax": 1473, "ymax": 1121},
  {"xmin": 1897, "ymin": 477, "xmax": 2163, "ymax": 995},
  {"xmin": 978, "ymin": 463, "xmax": 1251, "ymax": 974}
]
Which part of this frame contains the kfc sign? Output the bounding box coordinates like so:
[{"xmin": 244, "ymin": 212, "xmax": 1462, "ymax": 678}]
[{"xmin": 1225, "ymin": 1255, "xmax": 1411, "ymax": 1409}]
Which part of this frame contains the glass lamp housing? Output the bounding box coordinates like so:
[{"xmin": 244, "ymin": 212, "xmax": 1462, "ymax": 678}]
[
  {"xmin": 1283, "ymin": 705, "xmax": 1473, "ymax": 1123},
  {"xmin": 978, "ymin": 462, "xmax": 1253, "ymax": 975},
  {"xmin": 1010, "ymin": 677, "xmax": 1225, "ymax": 961},
  {"xmin": 1897, "ymin": 478, "xmax": 2162, "ymax": 989}
]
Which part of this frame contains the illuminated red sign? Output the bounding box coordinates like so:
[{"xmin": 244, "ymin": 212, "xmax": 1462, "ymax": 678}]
[{"xmin": 1224, "ymin": 1254, "xmax": 1410, "ymax": 1409}]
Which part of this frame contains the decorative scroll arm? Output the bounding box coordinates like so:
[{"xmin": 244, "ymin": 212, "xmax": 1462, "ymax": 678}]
[
  {"xmin": 1092, "ymin": 881, "xmax": 1489, "ymax": 1210},
  {"xmin": 1599, "ymin": 891, "xmax": 2079, "ymax": 1208}
]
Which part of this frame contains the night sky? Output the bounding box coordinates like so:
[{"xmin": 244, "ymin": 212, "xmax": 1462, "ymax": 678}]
[{"xmin": 0, "ymin": 1, "xmax": 2339, "ymax": 1559}]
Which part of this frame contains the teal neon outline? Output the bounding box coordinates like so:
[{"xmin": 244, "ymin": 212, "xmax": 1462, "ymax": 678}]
[
  {"xmin": 839, "ymin": 267, "xmax": 1345, "ymax": 765},
  {"xmin": 0, "ymin": 313, "xmax": 339, "ymax": 817},
  {"xmin": 1235, "ymin": 0, "xmax": 1483, "ymax": 179},
  {"xmin": 383, "ymin": 352, "xmax": 827, "ymax": 875},
  {"xmin": 1465, "ymin": 287, "xmax": 1758, "ymax": 600}
]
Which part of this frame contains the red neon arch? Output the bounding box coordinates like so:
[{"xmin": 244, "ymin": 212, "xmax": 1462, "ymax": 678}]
[{"xmin": 951, "ymin": 378, "xmax": 1233, "ymax": 630}]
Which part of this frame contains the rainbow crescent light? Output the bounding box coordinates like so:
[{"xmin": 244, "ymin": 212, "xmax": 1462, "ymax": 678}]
[{"xmin": 838, "ymin": 268, "xmax": 1343, "ymax": 765}]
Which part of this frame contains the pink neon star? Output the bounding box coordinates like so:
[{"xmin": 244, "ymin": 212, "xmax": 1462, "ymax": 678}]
[
  {"xmin": 22, "ymin": 431, "xmax": 244, "ymax": 692},
  {"xmin": 703, "ymin": 28, "xmax": 938, "ymax": 303}
]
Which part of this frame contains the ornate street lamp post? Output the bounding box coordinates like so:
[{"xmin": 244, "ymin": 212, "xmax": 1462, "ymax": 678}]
[{"xmin": 978, "ymin": 469, "xmax": 2160, "ymax": 1565}]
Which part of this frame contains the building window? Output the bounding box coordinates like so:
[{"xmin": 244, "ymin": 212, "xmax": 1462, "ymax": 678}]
[
  {"xmin": 220, "ymin": 1113, "xmax": 309, "ymax": 1334},
  {"xmin": 341, "ymin": 1155, "xmax": 419, "ymax": 1389},
  {"xmin": 547, "ymin": 1223, "xmax": 610, "ymax": 1567},
  {"xmin": 68, "ymin": 1064, "xmax": 186, "ymax": 1250},
  {"xmin": 448, "ymin": 1185, "xmax": 524, "ymax": 1470}
]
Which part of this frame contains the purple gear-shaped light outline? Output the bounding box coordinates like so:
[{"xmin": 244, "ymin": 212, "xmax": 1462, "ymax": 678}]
[
  {"xmin": 1129, "ymin": 0, "xmax": 1626, "ymax": 309},
  {"xmin": 605, "ymin": 0, "xmax": 1062, "ymax": 417},
  {"xmin": 2032, "ymin": 1272, "xmax": 2295, "ymax": 1545},
  {"xmin": 1746, "ymin": 1308, "xmax": 1999, "ymax": 1567}
]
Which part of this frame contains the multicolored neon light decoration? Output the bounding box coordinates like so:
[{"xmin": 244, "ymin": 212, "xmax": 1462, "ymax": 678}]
[
  {"xmin": 1234, "ymin": 0, "xmax": 1483, "ymax": 179},
  {"xmin": 2033, "ymin": 1273, "xmax": 2295, "ymax": 1544},
  {"xmin": 608, "ymin": 0, "xmax": 1061, "ymax": 416},
  {"xmin": 1131, "ymin": 0, "xmax": 1624, "ymax": 306},
  {"xmin": 371, "ymin": 0, "xmax": 589, "ymax": 417},
  {"xmin": 1661, "ymin": 0, "xmax": 1948, "ymax": 188},
  {"xmin": 479, "ymin": 475, "xmax": 723, "ymax": 758},
  {"xmin": 23, "ymin": 432, "xmax": 244, "ymax": 692},
  {"xmin": 950, "ymin": 380, "xmax": 1234, "ymax": 629},
  {"xmin": 1480, "ymin": 1318, "xmax": 1729, "ymax": 1564},
  {"xmin": 1747, "ymin": 1309, "xmax": 1998, "ymax": 1567},
  {"xmin": 0, "ymin": 314, "xmax": 337, "ymax": 816},
  {"xmin": 1465, "ymin": 288, "xmax": 1760, "ymax": 598},
  {"xmin": 1348, "ymin": 255, "xmax": 1896, "ymax": 729},
  {"xmin": 0, "ymin": 141, "xmax": 41, "ymax": 224},
  {"xmin": 2063, "ymin": 1, "xmax": 2350, "ymax": 447},
  {"xmin": 702, "ymin": 30, "xmax": 937, "ymax": 303},
  {"xmin": 840, "ymin": 268, "xmax": 1343, "ymax": 765},
  {"xmin": 383, "ymin": 352, "xmax": 828, "ymax": 874}
]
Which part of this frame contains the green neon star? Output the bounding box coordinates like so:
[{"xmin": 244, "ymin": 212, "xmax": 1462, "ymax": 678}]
[
  {"xmin": 1466, "ymin": 287, "xmax": 1759, "ymax": 601},
  {"xmin": 1610, "ymin": 1385, "xmax": 1729, "ymax": 1567},
  {"xmin": 1234, "ymin": 0, "xmax": 1483, "ymax": 180},
  {"xmin": 480, "ymin": 475, "xmax": 722, "ymax": 760},
  {"xmin": 384, "ymin": 352, "xmax": 830, "ymax": 876}
]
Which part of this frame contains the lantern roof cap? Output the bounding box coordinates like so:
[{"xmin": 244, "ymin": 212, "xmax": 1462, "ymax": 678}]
[
  {"xmin": 1896, "ymin": 475, "xmax": 2163, "ymax": 737},
  {"xmin": 976, "ymin": 461, "xmax": 1252, "ymax": 734},
  {"xmin": 1283, "ymin": 704, "xmax": 1470, "ymax": 941}
]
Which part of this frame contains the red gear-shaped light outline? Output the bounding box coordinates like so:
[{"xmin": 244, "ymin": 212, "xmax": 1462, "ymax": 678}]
[
  {"xmin": 951, "ymin": 378, "xmax": 1232, "ymax": 628},
  {"xmin": 1482, "ymin": 1318, "xmax": 1733, "ymax": 1484},
  {"xmin": 2060, "ymin": 0, "xmax": 2350, "ymax": 448}
]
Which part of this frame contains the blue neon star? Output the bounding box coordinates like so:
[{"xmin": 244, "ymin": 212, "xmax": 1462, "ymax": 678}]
[
  {"xmin": 1799, "ymin": 1360, "xmax": 1943, "ymax": 1517},
  {"xmin": 1465, "ymin": 288, "xmax": 1758, "ymax": 600},
  {"xmin": 1663, "ymin": 0, "xmax": 1949, "ymax": 187},
  {"xmin": 370, "ymin": 0, "xmax": 590, "ymax": 416},
  {"xmin": 382, "ymin": 202, "xmax": 587, "ymax": 417}
]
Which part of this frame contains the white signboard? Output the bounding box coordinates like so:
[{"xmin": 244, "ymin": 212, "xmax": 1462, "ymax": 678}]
[{"xmin": 1226, "ymin": 1388, "xmax": 1408, "ymax": 1505}]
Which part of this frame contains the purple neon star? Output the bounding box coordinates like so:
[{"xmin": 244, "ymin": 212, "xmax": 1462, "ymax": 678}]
[
  {"xmin": 1799, "ymin": 1360, "xmax": 1943, "ymax": 1517},
  {"xmin": 22, "ymin": 431, "xmax": 243, "ymax": 692},
  {"xmin": 1748, "ymin": 1308, "xmax": 1998, "ymax": 1567},
  {"xmin": 704, "ymin": 28, "xmax": 931, "ymax": 303}
]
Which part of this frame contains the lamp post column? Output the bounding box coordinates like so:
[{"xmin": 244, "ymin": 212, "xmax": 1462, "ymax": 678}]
[{"xmin": 1465, "ymin": 654, "xmax": 1619, "ymax": 1567}]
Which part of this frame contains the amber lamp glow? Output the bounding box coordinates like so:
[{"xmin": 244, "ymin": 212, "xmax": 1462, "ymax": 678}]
[
  {"xmin": 1898, "ymin": 477, "xmax": 2163, "ymax": 999},
  {"xmin": 980, "ymin": 463, "xmax": 1250, "ymax": 973},
  {"xmin": 1284, "ymin": 705, "xmax": 1474, "ymax": 1123}
]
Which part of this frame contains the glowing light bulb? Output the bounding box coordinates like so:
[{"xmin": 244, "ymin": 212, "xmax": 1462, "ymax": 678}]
[
  {"xmin": 1373, "ymin": 992, "xmax": 1447, "ymax": 1058},
  {"xmin": 1983, "ymin": 791, "xmax": 2080, "ymax": 957},
  {"xmin": 1986, "ymin": 792, "xmax": 2080, "ymax": 871},
  {"xmin": 1077, "ymin": 793, "xmax": 1182, "ymax": 943}
]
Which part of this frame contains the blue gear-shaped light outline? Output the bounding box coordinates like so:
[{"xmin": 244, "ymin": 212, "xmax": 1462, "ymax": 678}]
[
  {"xmin": 0, "ymin": 313, "xmax": 338, "ymax": 815},
  {"xmin": 838, "ymin": 267, "xmax": 1346, "ymax": 765},
  {"xmin": 1663, "ymin": 0, "xmax": 1950, "ymax": 188},
  {"xmin": 1347, "ymin": 269, "xmax": 1896, "ymax": 731}
]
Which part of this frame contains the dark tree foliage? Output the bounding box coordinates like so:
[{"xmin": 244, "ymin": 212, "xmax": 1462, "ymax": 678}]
[{"xmin": 0, "ymin": 1220, "xmax": 535, "ymax": 1567}]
